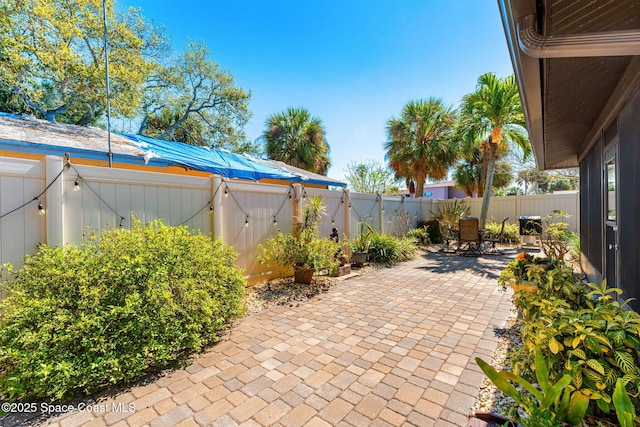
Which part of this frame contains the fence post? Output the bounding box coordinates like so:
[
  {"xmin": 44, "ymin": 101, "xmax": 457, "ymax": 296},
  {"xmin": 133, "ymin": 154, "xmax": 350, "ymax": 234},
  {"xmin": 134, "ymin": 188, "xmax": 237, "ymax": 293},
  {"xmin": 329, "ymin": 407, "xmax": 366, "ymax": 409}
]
[
  {"xmin": 377, "ymin": 193, "xmax": 383, "ymax": 233},
  {"xmin": 212, "ymin": 175, "xmax": 222, "ymax": 240},
  {"xmin": 45, "ymin": 155, "xmax": 65, "ymax": 247},
  {"xmin": 343, "ymin": 188, "xmax": 351, "ymax": 244}
]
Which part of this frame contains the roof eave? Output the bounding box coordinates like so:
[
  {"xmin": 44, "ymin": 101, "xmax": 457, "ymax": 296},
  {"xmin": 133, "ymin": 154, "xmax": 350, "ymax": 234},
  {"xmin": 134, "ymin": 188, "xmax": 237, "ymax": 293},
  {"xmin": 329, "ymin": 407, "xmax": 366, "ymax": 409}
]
[{"xmin": 498, "ymin": 0, "xmax": 547, "ymax": 169}]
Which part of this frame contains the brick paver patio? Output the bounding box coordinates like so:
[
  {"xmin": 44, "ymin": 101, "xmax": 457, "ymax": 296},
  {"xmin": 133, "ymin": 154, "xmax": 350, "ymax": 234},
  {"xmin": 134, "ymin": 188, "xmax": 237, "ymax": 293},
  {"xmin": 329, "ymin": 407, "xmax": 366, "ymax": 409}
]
[{"xmin": 5, "ymin": 248, "xmax": 517, "ymax": 427}]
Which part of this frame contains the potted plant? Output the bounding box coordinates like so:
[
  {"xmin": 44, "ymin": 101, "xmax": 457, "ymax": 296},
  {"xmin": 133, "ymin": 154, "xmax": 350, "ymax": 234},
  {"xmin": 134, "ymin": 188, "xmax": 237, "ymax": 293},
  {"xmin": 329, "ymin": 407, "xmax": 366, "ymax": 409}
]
[
  {"xmin": 258, "ymin": 197, "xmax": 339, "ymax": 284},
  {"xmin": 350, "ymin": 223, "xmax": 373, "ymax": 267}
]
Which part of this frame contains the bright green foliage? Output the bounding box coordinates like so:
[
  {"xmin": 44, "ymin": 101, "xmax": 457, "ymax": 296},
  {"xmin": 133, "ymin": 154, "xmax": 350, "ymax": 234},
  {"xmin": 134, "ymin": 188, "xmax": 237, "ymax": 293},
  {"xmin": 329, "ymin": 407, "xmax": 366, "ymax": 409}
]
[
  {"xmin": 258, "ymin": 196, "xmax": 339, "ymax": 275},
  {"xmin": 407, "ymin": 227, "xmax": 430, "ymax": 246},
  {"xmin": 457, "ymin": 73, "xmax": 530, "ymax": 228},
  {"xmin": 139, "ymin": 41, "xmax": 253, "ymax": 153},
  {"xmin": 0, "ymin": 0, "xmax": 164, "ymax": 124},
  {"xmin": 483, "ymin": 220, "xmax": 519, "ymax": 244},
  {"xmin": 0, "ymin": 219, "xmax": 245, "ymax": 402},
  {"xmin": 385, "ymin": 97, "xmax": 458, "ymax": 198},
  {"xmin": 614, "ymin": 378, "xmax": 637, "ymax": 427},
  {"xmin": 477, "ymin": 347, "xmax": 588, "ymax": 426},
  {"xmin": 497, "ymin": 252, "xmax": 561, "ymax": 292},
  {"xmin": 366, "ymin": 232, "xmax": 417, "ymax": 264},
  {"xmin": 262, "ymin": 107, "xmax": 331, "ymax": 175},
  {"xmin": 351, "ymin": 222, "xmax": 374, "ymax": 252},
  {"xmin": 510, "ymin": 277, "xmax": 640, "ymax": 419}
]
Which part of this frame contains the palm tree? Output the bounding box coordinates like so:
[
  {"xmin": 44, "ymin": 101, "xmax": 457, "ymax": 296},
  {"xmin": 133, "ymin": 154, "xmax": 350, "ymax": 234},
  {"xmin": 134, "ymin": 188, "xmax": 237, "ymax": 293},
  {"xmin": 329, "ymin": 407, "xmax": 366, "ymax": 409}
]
[
  {"xmin": 458, "ymin": 73, "xmax": 530, "ymax": 227},
  {"xmin": 263, "ymin": 107, "xmax": 331, "ymax": 175},
  {"xmin": 453, "ymin": 149, "xmax": 513, "ymax": 197},
  {"xmin": 385, "ymin": 98, "xmax": 458, "ymax": 198}
]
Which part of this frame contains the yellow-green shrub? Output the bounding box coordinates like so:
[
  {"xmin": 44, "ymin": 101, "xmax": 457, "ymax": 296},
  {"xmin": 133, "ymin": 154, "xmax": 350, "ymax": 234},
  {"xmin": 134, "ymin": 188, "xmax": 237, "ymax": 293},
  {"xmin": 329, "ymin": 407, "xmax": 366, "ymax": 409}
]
[{"xmin": 0, "ymin": 219, "xmax": 245, "ymax": 402}]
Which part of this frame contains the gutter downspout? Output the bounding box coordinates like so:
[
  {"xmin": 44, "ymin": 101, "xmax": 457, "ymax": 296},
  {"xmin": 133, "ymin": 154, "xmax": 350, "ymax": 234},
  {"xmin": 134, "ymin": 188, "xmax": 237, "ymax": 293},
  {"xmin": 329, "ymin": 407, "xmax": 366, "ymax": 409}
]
[{"xmin": 517, "ymin": 14, "xmax": 640, "ymax": 58}]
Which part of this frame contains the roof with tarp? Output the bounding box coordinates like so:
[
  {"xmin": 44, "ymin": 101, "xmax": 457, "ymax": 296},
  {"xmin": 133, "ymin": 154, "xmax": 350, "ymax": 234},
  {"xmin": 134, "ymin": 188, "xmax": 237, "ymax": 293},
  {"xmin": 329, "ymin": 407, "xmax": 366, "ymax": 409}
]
[
  {"xmin": 122, "ymin": 133, "xmax": 346, "ymax": 187},
  {"xmin": 0, "ymin": 113, "xmax": 345, "ymax": 187}
]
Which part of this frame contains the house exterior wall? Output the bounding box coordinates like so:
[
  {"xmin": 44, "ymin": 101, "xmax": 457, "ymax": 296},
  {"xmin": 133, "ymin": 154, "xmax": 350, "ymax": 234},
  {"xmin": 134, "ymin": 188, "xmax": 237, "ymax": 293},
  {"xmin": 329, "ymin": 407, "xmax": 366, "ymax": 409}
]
[
  {"xmin": 580, "ymin": 139, "xmax": 604, "ymax": 283},
  {"xmin": 580, "ymin": 88, "xmax": 640, "ymax": 311},
  {"xmin": 618, "ymin": 89, "xmax": 640, "ymax": 310}
]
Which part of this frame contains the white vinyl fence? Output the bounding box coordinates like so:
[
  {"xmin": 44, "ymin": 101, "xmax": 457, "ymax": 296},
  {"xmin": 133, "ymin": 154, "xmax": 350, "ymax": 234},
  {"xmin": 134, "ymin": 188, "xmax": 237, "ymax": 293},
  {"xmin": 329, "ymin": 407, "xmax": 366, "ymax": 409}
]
[{"xmin": 0, "ymin": 154, "xmax": 579, "ymax": 284}]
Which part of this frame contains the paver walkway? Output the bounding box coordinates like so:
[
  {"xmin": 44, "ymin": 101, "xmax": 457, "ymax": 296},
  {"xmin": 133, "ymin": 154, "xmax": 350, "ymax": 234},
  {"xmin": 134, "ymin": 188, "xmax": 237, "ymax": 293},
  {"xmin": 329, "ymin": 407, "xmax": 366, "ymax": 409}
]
[{"xmin": 6, "ymin": 249, "xmax": 517, "ymax": 427}]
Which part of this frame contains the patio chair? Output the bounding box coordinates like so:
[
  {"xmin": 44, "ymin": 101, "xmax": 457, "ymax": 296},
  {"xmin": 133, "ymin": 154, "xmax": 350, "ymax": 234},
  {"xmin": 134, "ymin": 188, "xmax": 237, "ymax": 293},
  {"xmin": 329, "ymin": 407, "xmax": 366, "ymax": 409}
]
[
  {"xmin": 458, "ymin": 217, "xmax": 483, "ymax": 256},
  {"xmin": 483, "ymin": 217, "xmax": 509, "ymax": 255},
  {"xmin": 436, "ymin": 219, "xmax": 458, "ymax": 253}
]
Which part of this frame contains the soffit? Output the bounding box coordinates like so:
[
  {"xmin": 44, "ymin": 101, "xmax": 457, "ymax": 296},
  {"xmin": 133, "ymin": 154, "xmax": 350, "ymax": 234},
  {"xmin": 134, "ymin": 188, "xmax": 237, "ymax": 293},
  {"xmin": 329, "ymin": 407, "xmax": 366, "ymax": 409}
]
[{"xmin": 540, "ymin": 0, "xmax": 640, "ymax": 168}]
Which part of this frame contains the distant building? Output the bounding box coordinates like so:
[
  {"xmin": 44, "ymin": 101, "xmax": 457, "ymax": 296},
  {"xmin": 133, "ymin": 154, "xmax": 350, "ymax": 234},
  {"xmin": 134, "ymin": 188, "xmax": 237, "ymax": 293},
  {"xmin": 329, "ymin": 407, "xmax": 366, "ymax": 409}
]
[{"xmin": 401, "ymin": 180, "xmax": 467, "ymax": 199}]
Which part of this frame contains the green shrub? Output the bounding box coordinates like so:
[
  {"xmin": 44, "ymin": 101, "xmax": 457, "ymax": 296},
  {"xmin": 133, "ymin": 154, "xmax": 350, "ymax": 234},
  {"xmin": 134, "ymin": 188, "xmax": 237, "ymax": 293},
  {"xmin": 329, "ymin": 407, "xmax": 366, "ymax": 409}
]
[
  {"xmin": 483, "ymin": 221, "xmax": 520, "ymax": 244},
  {"xmin": 367, "ymin": 232, "xmax": 417, "ymax": 264},
  {"xmin": 0, "ymin": 219, "xmax": 246, "ymax": 402},
  {"xmin": 506, "ymin": 274, "xmax": 640, "ymax": 422},
  {"xmin": 258, "ymin": 196, "xmax": 339, "ymax": 280},
  {"xmin": 540, "ymin": 210, "xmax": 575, "ymax": 262},
  {"xmin": 418, "ymin": 219, "xmax": 443, "ymax": 244},
  {"xmin": 407, "ymin": 227, "xmax": 430, "ymax": 246}
]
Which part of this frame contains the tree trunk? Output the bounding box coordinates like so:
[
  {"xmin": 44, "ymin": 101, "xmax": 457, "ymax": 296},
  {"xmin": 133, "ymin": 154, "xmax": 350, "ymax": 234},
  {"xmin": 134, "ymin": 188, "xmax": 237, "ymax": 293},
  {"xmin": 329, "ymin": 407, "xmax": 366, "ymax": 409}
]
[
  {"xmin": 415, "ymin": 173, "xmax": 426, "ymax": 198},
  {"xmin": 479, "ymin": 143, "xmax": 497, "ymax": 228}
]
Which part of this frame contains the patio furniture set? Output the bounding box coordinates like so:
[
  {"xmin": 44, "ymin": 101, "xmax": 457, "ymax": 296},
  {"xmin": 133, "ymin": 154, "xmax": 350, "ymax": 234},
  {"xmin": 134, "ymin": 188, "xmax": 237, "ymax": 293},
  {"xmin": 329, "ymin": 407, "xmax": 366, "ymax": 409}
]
[{"xmin": 439, "ymin": 217, "xmax": 508, "ymax": 256}]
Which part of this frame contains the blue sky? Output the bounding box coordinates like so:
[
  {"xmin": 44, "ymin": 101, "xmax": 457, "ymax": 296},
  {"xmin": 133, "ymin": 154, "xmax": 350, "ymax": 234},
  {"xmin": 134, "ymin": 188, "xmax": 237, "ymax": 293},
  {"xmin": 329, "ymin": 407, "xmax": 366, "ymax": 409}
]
[{"xmin": 119, "ymin": 0, "xmax": 515, "ymax": 182}]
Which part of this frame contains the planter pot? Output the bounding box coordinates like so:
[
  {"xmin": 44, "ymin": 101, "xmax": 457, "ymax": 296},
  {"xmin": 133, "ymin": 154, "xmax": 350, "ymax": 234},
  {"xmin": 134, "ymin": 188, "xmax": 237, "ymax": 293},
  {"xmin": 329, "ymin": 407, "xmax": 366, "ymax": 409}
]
[
  {"xmin": 467, "ymin": 412, "xmax": 514, "ymax": 427},
  {"xmin": 294, "ymin": 268, "xmax": 315, "ymax": 284},
  {"xmin": 511, "ymin": 282, "xmax": 538, "ymax": 293},
  {"xmin": 351, "ymin": 251, "xmax": 367, "ymax": 267},
  {"xmin": 330, "ymin": 264, "xmax": 351, "ymax": 277}
]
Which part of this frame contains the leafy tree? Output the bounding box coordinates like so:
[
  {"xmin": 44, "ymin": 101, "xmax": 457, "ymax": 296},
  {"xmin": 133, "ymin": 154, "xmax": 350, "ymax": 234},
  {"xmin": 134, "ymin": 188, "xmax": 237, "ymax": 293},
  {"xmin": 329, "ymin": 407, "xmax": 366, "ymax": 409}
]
[
  {"xmin": 385, "ymin": 98, "xmax": 458, "ymax": 198},
  {"xmin": 517, "ymin": 167, "xmax": 548, "ymax": 194},
  {"xmin": 262, "ymin": 107, "xmax": 331, "ymax": 175},
  {"xmin": 344, "ymin": 160, "xmax": 400, "ymax": 194},
  {"xmin": 0, "ymin": 0, "xmax": 165, "ymax": 125},
  {"xmin": 138, "ymin": 41, "xmax": 253, "ymax": 153},
  {"xmin": 458, "ymin": 73, "xmax": 530, "ymax": 227}
]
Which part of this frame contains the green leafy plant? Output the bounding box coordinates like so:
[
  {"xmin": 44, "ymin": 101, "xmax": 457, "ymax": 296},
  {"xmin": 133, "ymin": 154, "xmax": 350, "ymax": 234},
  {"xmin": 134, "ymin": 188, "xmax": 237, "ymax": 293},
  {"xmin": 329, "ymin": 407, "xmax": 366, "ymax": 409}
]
[
  {"xmin": 477, "ymin": 347, "xmax": 590, "ymax": 426},
  {"xmin": 417, "ymin": 219, "xmax": 442, "ymax": 244},
  {"xmin": 407, "ymin": 227, "xmax": 430, "ymax": 246},
  {"xmin": 512, "ymin": 280, "xmax": 640, "ymax": 419},
  {"xmin": 483, "ymin": 220, "xmax": 520, "ymax": 244},
  {"xmin": 258, "ymin": 196, "xmax": 339, "ymax": 281},
  {"xmin": 497, "ymin": 252, "xmax": 560, "ymax": 292},
  {"xmin": 614, "ymin": 378, "xmax": 637, "ymax": 427},
  {"xmin": 367, "ymin": 232, "xmax": 417, "ymax": 264},
  {"xmin": 430, "ymin": 198, "xmax": 471, "ymax": 230},
  {"xmin": 0, "ymin": 219, "xmax": 246, "ymax": 402},
  {"xmin": 540, "ymin": 210, "xmax": 575, "ymax": 262},
  {"xmin": 351, "ymin": 222, "xmax": 374, "ymax": 252}
]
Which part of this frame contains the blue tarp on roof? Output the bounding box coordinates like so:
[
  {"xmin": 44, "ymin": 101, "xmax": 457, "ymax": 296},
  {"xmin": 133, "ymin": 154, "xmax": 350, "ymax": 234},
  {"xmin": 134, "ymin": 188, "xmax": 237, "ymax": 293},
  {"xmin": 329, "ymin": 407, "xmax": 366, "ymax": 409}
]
[
  {"xmin": 121, "ymin": 133, "xmax": 300, "ymax": 182},
  {"xmin": 121, "ymin": 133, "xmax": 346, "ymax": 187}
]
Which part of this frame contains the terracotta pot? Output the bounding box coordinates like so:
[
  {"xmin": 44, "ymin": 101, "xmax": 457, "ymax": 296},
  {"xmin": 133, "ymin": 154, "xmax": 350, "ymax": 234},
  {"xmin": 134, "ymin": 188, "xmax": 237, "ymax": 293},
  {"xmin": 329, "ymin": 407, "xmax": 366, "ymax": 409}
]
[{"xmin": 294, "ymin": 268, "xmax": 315, "ymax": 284}]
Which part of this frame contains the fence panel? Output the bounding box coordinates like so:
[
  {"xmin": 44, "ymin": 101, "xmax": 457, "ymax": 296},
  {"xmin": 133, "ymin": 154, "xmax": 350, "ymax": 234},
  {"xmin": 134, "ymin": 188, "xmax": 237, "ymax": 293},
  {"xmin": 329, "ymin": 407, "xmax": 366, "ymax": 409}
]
[
  {"xmin": 0, "ymin": 157, "xmax": 46, "ymax": 270},
  {"xmin": 431, "ymin": 193, "xmax": 579, "ymax": 232},
  {"xmin": 1, "ymin": 155, "xmax": 581, "ymax": 284},
  {"xmin": 219, "ymin": 181, "xmax": 295, "ymax": 281},
  {"xmin": 64, "ymin": 164, "xmax": 212, "ymax": 245}
]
